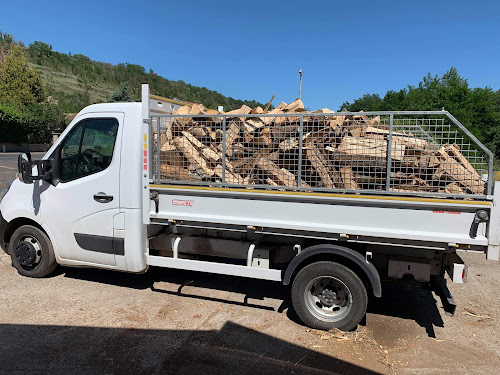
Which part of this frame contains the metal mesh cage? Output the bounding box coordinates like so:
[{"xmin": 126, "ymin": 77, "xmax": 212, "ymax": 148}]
[{"xmin": 150, "ymin": 111, "xmax": 492, "ymax": 198}]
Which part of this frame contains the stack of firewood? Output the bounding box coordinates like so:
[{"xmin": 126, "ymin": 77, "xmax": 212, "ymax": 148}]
[{"xmin": 155, "ymin": 99, "xmax": 485, "ymax": 195}]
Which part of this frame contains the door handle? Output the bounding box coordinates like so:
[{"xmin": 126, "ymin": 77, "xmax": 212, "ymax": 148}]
[{"xmin": 94, "ymin": 192, "xmax": 113, "ymax": 203}]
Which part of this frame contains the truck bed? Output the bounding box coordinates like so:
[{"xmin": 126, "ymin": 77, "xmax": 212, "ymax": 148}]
[
  {"xmin": 142, "ymin": 87, "xmax": 494, "ymax": 253},
  {"xmin": 148, "ymin": 183, "xmax": 490, "ymax": 249}
]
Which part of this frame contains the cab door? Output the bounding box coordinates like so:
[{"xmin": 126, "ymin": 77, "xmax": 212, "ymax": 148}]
[{"xmin": 41, "ymin": 114, "xmax": 123, "ymax": 266}]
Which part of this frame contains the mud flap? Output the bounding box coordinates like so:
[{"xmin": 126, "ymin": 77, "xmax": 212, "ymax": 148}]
[{"xmin": 431, "ymin": 275, "xmax": 457, "ymax": 316}]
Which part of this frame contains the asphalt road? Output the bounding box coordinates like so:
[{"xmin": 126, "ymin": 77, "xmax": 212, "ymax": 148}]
[
  {"xmin": 0, "ymin": 152, "xmax": 499, "ymax": 374},
  {"xmin": 0, "ymin": 152, "xmax": 46, "ymax": 188}
]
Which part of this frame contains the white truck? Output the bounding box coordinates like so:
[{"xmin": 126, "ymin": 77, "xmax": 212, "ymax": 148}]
[{"xmin": 0, "ymin": 84, "xmax": 498, "ymax": 331}]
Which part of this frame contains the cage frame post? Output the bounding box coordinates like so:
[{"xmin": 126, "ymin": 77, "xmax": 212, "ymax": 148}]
[
  {"xmin": 221, "ymin": 117, "xmax": 227, "ymax": 184},
  {"xmin": 385, "ymin": 114, "xmax": 394, "ymax": 192},
  {"xmin": 297, "ymin": 115, "xmax": 304, "ymax": 188}
]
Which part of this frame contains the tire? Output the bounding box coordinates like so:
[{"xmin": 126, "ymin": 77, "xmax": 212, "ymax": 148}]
[
  {"xmin": 8, "ymin": 225, "xmax": 57, "ymax": 278},
  {"xmin": 291, "ymin": 261, "xmax": 367, "ymax": 331}
]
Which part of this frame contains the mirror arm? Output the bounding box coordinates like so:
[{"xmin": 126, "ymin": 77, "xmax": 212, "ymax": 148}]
[
  {"xmin": 50, "ymin": 145, "xmax": 61, "ymax": 186},
  {"xmin": 31, "ymin": 160, "xmax": 52, "ymax": 181}
]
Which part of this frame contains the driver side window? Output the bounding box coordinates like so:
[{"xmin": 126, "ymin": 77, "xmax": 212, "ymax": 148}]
[{"xmin": 60, "ymin": 118, "xmax": 119, "ymax": 183}]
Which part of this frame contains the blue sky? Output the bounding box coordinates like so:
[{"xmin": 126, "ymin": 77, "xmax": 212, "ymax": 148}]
[{"xmin": 1, "ymin": 0, "xmax": 499, "ymax": 109}]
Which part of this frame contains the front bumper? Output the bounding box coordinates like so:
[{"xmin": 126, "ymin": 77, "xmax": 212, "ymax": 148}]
[{"xmin": 0, "ymin": 211, "xmax": 7, "ymax": 253}]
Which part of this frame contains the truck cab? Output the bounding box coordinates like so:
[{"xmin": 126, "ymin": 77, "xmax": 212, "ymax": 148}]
[{"xmin": 0, "ymin": 103, "xmax": 148, "ymax": 274}]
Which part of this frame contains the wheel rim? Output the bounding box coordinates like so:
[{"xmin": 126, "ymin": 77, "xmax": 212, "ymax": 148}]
[
  {"xmin": 14, "ymin": 235, "xmax": 42, "ymax": 270},
  {"xmin": 304, "ymin": 276, "xmax": 352, "ymax": 322}
]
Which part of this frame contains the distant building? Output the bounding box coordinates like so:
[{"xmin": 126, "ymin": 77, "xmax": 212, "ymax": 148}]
[{"xmin": 149, "ymin": 95, "xmax": 189, "ymax": 114}]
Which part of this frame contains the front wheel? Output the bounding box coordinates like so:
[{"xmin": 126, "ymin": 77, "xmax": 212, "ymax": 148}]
[
  {"xmin": 291, "ymin": 261, "xmax": 367, "ymax": 331},
  {"xmin": 8, "ymin": 225, "xmax": 57, "ymax": 278}
]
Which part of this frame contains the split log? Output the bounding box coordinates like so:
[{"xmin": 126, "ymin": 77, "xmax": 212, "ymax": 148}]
[
  {"xmin": 190, "ymin": 103, "xmax": 205, "ymax": 115},
  {"xmin": 433, "ymin": 147, "xmax": 485, "ymax": 194},
  {"xmin": 220, "ymin": 120, "xmax": 241, "ymax": 153},
  {"xmin": 445, "ymin": 182, "xmax": 466, "ymax": 194},
  {"xmin": 174, "ymin": 105, "xmax": 191, "ymax": 115},
  {"xmin": 279, "ymin": 137, "xmax": 299, "ymax": 151},
  {"xmin": 225, "ymin": 105, "xmax": 251, "ymax": 121},
  {"xmin": 214, "ymin": 165, "xmax": 244, "ymax": 184},
  {"xmin": 444, "ymin": 144, "xmax": 481, "ymax": 180},
  {"xmin": 182, "ymin": 131, "xmax": 205, "ymax": 149},
  {"xmin": 242, "ymin": 176, "xmax": 253, "ymax": 185},
  {"xmin": 325, "ymin": 146, "xmax": 388, "ymax": 169},
  {"xmin": 339, "ymin": 136, "xmax": 406, "ymax": 161},
  {"xmin": 203, "ymin": 108, "xmax": 223, "ymax": 125},
  {"xmin": 261, "ymin": 109, "xmax": 285, "ymax": 125},
  {"xmin": 275, "ymin": 102, "xmax": 288, "ymax": 111},
  {"xmin": 266, "ymin": 178, "xmax": 278, "ymax": 186},
  {"xmin": 173, "ymin": 137, "xmax": 214, "ymax": 177},
  {"xmin": 225, "ymin": 105, "xmax": 251, "ymax": 117},
  {"xmin": 202, "ymin": 146, "xmax": 222, "ymax": 162},
  {"xmin": 303, "ymin": 127, "xmax": 335, "ymax": 144},
  {"xmin": 354, "ymin": 172, "xmax": 417, "ymax": 185},
  {"xmin": 368, "ymin": 115, "xmax": 381, "ymax": 126},
  {"xmin": 272, "ymin": 124, "xmax": 299, "ymax": 140},
  {"xmin": 364, "ymin": 126, "xmax": 428, "ymax": 150},
  {"xmin": 306, "ymin": 144, "xmax": 341, "ymax": 188},
  {"xmin": 172, "ymin": 105, "xmax": 192, "ymax": 126},
  {"xmin": 418, "ymin": 153, "xmax": 440, "ymax": 169},
  {"xmin": 257, "ymin": 158, "xmax": 300, "ymax": 187},
  {"xmin": 161, "ymin": 164, "xmax": 202, "ymax": 181},
  {"xmin": 263, "ymin": 94, "xmax": 275, "ymax": 113},
  {"xmin": 259, "ymin": 127, "xmax": 273, "ymax": 146},
  {"xmin": 226, "ymin": 143, "xmax": 249, "ymax": 158},
  {"xmin": 343, "ymin": 120, "xmax": 367, "ymax": 138},
  {"xmin": 160, "ymin": 142, "xmax": 186, "ymax": 168},
  {"xmin": 186, "ymin": 126, "xmax": 208, "ymax": 138},
  {"xmin": 245, "ymin": 118, "xmax": 265, "ymax": 130},
  {"xmin": 340, "ymin": 167, "xmax": 359, "ymax": 190},
  {"xmin": 284, "ymin": 99, "xmax": 305, "ymax": 112}
]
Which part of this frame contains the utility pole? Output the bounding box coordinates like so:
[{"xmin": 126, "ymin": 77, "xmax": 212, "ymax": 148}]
[{"xmin": 299, "ymin": 69, "xmax": 303, "ymax": 100}]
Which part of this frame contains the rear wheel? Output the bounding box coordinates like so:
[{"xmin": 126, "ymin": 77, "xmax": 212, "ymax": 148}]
[
  {"xmin": 291, "ymin": 261, "xmax": 367, "ymax": 331},
  {"xmin": 8, "ymin": 225, "xmax": 57, "ymax": 278}
]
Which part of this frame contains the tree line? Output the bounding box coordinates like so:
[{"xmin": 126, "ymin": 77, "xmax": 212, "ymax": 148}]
[{"xmin": 340, "ymin": 68, "xmax": 500, "ymax": 166}]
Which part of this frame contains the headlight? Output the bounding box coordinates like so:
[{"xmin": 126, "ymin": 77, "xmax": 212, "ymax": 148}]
[{"xmin": 0, "ymin": 180, "xmax": 13, "ymax": 203}]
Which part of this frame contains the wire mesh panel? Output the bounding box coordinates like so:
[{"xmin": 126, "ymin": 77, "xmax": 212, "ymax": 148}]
[{"xmin": 150, "ymin": 111, "xmax": 492, "ymax": 199}]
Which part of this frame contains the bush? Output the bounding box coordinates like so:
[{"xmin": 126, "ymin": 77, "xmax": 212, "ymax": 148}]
[
  {"xmin": 0, "ymin": 101, "xmax": 65, "ymax": 144},
  {"xmin": 0, "ymin": 102, "xmax": 26, "ymax": 143}
]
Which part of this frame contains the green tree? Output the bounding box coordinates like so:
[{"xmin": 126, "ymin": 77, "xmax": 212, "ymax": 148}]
[
  {"xmin": 0, "ymin": 45, "xmax": 46, "ymax": 108},
  {"xmin": 28, "ymin": 41, "xmax": 53, "ymax": 58},
  {"xmin": 340, "ymin": 94, "xmax": 383, "ymax": 112},
  {"xmin": 109, "ymin": 82, "xmax": 133, "ymax": 102},
  {"xmin": 0, "ymin": 43, "xmax": 65, "ymax": 144}
]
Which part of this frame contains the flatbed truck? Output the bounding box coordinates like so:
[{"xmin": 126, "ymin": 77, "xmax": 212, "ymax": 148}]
[{"xmin": 1, "ymin": 84, "xmax": 498, "ymax": 331}]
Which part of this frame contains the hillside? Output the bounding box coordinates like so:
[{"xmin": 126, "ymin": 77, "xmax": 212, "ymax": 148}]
[{"xmin": 22, "ymin": 40, "xmax": 265, "ymax": 113}]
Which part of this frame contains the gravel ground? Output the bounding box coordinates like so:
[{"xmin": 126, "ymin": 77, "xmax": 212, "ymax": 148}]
[{"xmin": 0, "ymin": 153, "xmax": 499, "ymax": 375}]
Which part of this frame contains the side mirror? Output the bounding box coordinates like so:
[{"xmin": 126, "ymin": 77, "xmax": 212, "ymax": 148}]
[
  {"xmin": 17, "ymin": 150, "xmax": 59, "ymax": 186},
  {"xmin": 17, "ymin": 153, "xmax": 33, "ymax": 184}
]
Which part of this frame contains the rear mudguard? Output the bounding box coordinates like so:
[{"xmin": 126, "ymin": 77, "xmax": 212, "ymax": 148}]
[{"xmin": 283, "ymin": 244, "xmax": 382, "ymax": 297}]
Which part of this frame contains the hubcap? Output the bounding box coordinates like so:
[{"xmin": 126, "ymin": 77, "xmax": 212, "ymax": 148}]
[
  {"xmin": 304, "ymin": 276, "xmax": 352, "ymax": 322},
  {"xmin": 15, "ymin": 236, "xmax": 42, "ymax": 269}
]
